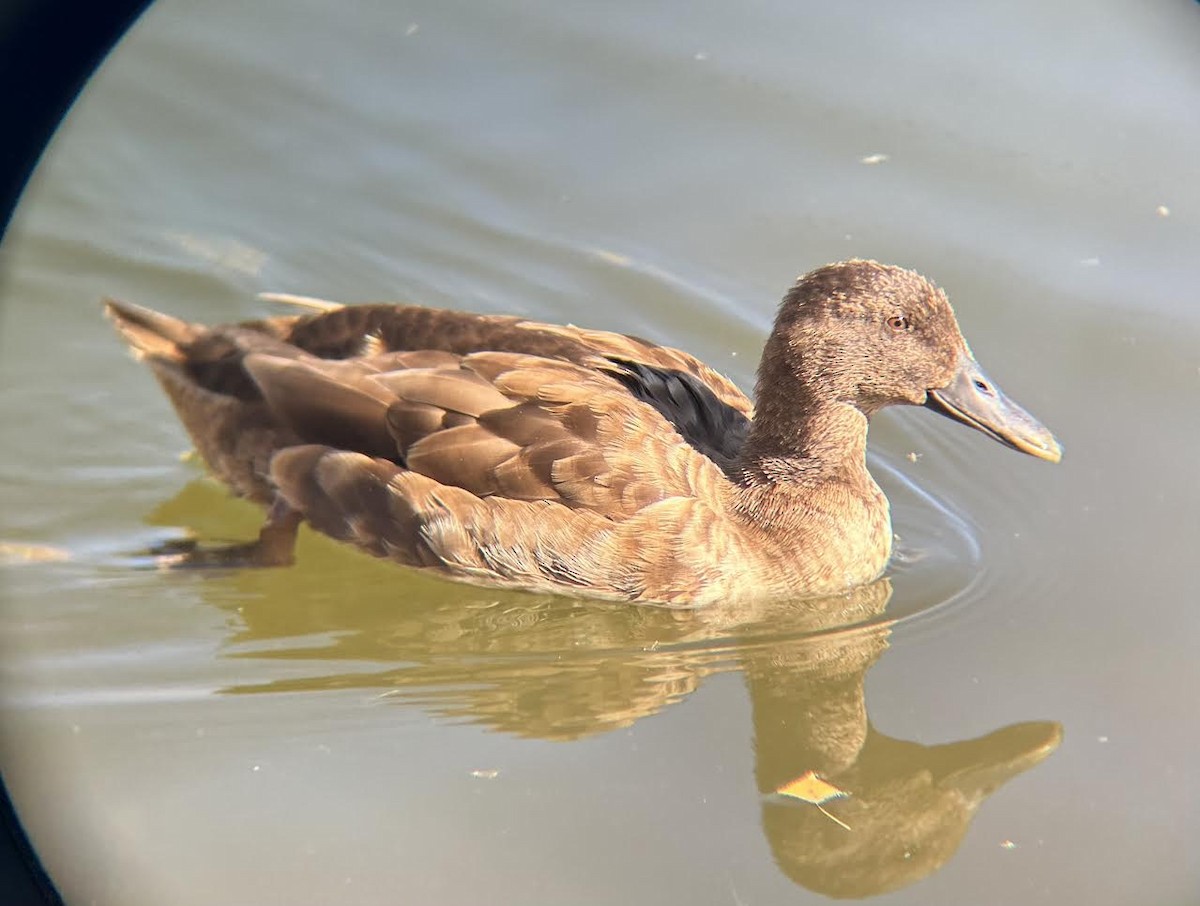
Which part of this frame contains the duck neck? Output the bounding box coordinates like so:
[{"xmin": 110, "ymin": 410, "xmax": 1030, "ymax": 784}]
[
  {"xmin": 730, "ymin": 398, "xmax": 876, "ymax": 544},
  {"xmin": 734, "ymin": 393, "xmax": 871, "ymax": 487}
]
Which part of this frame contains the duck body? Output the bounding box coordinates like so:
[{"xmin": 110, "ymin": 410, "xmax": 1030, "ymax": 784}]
[{"xmin": 106, "ymin": 260, "xmax": 1059, "ymax": 605}]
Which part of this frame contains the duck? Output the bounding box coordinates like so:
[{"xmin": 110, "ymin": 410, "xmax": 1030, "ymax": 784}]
[{"xmin": 105, "ymin": 259, "xmax": 1060, "ymax": 606}]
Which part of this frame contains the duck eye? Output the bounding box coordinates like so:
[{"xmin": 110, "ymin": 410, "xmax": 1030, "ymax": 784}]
[{"xmin": 887, "ymin": 315, "xmax": 910, "ymax": 331}]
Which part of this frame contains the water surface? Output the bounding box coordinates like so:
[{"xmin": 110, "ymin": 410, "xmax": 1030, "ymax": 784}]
[{"xmin": 1, "ymin": 1, "xmax": 1198, "ymax": 903}]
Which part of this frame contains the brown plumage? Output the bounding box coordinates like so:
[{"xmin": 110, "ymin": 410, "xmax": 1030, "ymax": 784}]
[{"xmin": 105, "ymin": 259, "xmax": 1060, "ymax": 605}]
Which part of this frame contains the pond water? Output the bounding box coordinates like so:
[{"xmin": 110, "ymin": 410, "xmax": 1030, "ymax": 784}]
[{"xmin": 1, "ymin": 1, "xmax": 1198, "ymax": 903}]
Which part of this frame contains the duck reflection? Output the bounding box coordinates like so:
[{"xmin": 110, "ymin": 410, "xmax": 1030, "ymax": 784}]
[
  {"xmin": 148, "ymin": 480, "xmax": 1060, "ymax": 899},
  {"xmin": 749, "ymin": 640, "xmax": 1059, "ymax": 898}
]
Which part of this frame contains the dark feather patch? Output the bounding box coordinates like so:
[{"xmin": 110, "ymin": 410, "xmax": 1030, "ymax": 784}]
[{"xmin": 603, "ymin": 358, "xmax": 750, "ymax": 467}]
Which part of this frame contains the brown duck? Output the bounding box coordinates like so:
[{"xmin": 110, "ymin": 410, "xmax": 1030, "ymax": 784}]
[{"xmin": 106, "ymin": 259, "xmax": 1060, "ymax": 605}]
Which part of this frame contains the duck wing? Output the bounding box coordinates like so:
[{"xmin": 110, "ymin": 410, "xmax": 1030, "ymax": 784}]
[
  {"xmin": 270, "ymin": 303, "xmax": 753, "ymax": 465},
  {"xmin": 243, "ymin": 348, "xmax": 732, "ymax": 519},
  {"xmin": 108, "ymin": 299, "xmax": 759, "ymax": 600}
]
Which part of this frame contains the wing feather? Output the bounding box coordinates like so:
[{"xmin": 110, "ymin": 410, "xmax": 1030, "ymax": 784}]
[
  {"xmin": 242, "ymin": 354, "xmax": 397, "ymax": 458},
  {"xmin": 404, "ymin": 426, "xmax": 522, "ymax": 495},
  {"xmin": 371, "ymin": 366, "xmax": 512, "ymax": 417},
  {"xmin": 252, "ymin": 347, "xmax": 730, "ymax": 518},
  {"xmin": 140, "ymin": 304, "xmax": 746, "ymax": 521}
]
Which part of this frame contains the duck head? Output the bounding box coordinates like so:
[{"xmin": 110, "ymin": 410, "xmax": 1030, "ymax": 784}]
[{"xmin": 761, "ymin": 259, "xmax": 1061, "ymax": 463}]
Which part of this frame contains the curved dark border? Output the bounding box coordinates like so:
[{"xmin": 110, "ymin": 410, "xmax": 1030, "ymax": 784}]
[
  {"xmin": 0, "ymin": 0, "xmax": 154, "ymax": 242},
  {"xmin": 0, "ymin": 1, "xmax": 154, "ymax": 901}
]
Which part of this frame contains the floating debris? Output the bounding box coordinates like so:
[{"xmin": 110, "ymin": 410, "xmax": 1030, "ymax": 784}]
[
  {"xmin": 1155, "ymin": 205, "xmax": 1170, "ymax": 218},
  {"xmin": 470, "ymin": 769, "xmax": 500, "ymax": 780},
  {"xmin": 0, "ymin": 541, "xmax": 70, "ymax": 563},
  {"xmin": 859, "ymin": 153, "xmax": 889, "ymax": 165},
  {"xmin": 777, "ymin": 770, "xmax": 852, "ymax": 830}
]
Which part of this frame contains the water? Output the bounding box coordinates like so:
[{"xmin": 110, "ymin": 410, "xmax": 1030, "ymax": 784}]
[{"xmin": 1, "ymin": 0, "xmax": 1198, "ymax": 903}]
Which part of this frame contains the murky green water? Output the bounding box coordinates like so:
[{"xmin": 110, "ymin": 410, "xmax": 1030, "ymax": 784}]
[{"xmin": 1, "ymin": 1, "xmax": 1198, "ymax": 903}]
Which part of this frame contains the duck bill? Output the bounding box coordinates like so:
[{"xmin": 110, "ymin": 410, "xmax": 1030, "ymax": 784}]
[{"xmin": 925, "ymin": 356, "xmax": 1062, "ymax": 462}]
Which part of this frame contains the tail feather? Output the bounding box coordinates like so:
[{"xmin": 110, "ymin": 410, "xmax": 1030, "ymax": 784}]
[
  {"xmin": 103, "ymin": 298, "xmax": 199, "ymax": 361},
  {"xmin": 257, "ymin": 292, "xmax": 343, "ymax": 312}
]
